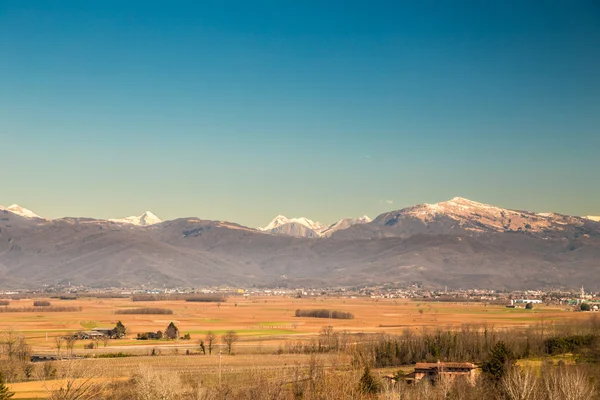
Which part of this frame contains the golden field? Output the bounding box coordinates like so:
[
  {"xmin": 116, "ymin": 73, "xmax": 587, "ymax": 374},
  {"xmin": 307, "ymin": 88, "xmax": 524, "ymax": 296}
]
[
  {"xmin": 0, "ymin": 295, "xmax": 584, "ymax": 353},
  {"xmin": 0, "ymin": 295, "xmax": 588, "ymax": 399}
]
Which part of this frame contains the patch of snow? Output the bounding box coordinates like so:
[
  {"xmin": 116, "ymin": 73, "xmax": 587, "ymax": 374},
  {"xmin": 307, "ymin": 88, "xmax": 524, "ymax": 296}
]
[
  {"xmin": 260, "ymin": 215, "xmax": 324, "ymax": 231},
  {"xmin": 6, "ymin": 204, "xmax": 45, "ymax": 219},
  {"xmin": 110, "ymin": 211, "xmax": 162, "ymax": 226}
]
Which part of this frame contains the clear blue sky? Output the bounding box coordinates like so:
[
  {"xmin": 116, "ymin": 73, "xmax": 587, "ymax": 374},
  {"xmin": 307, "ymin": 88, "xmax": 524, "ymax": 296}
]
[{"xmin": 1, "ymin": 1, "xmax": 599, "ymax": 226}]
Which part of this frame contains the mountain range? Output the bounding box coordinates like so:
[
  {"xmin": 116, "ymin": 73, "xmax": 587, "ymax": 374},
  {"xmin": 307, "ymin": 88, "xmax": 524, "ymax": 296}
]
[
  {"xmin": 258, "ymin": 215, "xmax": 372, "ymax": 237},
  {"xmin": 0, "ymin": 197, "xmax": 599, "ymax": 290}
]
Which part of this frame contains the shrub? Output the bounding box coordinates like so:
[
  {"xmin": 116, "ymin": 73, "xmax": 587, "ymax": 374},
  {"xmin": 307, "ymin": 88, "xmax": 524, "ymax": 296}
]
[
  {"xmin": 581, "ymin": 303, "xmax": 591, "ymax": 311},
  {"xmin": 96, "ymin": 352, "xmax": 132, "ymax": 358},
  {"xmin": 544, "ymin": 334, "xmax": 596, "ymax": 355},
  {"xmin": 132, "ymin": 294, "xmax": 166, "ymax": 302},
  {"xmin": 185, "ymin": 295, "xmax": 226, "ymax": 303},
  {"xmin": 295, "ymin": 309, "xmax": 354, "ymax": 319},
  {"xmin": 0, "ymin": 306, "xmax": 81, "ymax": 313},
  {"xmin": 114, "ymin": 308, "xmax": 173, "ymax": 315},
  {"xmin": 33, "ymin": 300, "xmax": 51, "ymax": 307}
]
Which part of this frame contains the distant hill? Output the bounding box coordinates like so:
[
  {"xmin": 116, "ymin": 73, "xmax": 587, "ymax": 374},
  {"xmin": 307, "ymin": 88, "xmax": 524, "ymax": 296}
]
[{"xmin": 0, "ymin": 198, "xmax": 599, "ymax": 289}]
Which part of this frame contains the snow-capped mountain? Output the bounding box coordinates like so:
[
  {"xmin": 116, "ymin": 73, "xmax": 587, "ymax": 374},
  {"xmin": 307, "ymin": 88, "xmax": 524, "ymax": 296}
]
[
  {"xmin": 1, "ymin": 204, "xmax": 45, "ymax": 220},
  {"xmin": 585, "ymin": 216, "xmax": 600, "ymax": 222},
  {"xmin": 260, "ymin": 215, "xmax": 324, "ymax": 232},
  {"xmin": 110, "ymin": 211, "xmax": 162, "ymax": 226},
  {"xmin": 320, "ymin": 215, "xmax": 372, "ymax": 237},
  {"xmin": 365, "ymin": 197, "xmax": 596, "ymax": 239},
  {"xmin": 2, "ymin": 196, "xmax": 600, "ymax": 289},
  {"xmin": 260, "ymin": 214, "xmax": 371, "ymax": 238}
]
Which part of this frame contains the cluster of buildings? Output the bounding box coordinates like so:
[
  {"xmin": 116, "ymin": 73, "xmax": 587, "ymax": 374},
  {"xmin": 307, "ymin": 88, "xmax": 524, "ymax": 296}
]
[{"xmin": 3, "ymin": 283, "xmax": 600, "ymax": 309}]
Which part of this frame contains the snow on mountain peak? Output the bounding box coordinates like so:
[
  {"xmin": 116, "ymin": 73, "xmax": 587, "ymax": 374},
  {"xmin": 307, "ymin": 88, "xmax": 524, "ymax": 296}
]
[
  {"xmin": 260, "ymin": 215, "xmax": 324, "ymax": 232},
  {"xmin": 358, "ymin": 215, "xmax": 372, "ymax": 223},
  {"xmin": 110, "ymin": 211, "xmax": 162, "ymax": 226},
  {"xmin": 5, "ymin": 204, "xmax": 45, "ymax": 219}
]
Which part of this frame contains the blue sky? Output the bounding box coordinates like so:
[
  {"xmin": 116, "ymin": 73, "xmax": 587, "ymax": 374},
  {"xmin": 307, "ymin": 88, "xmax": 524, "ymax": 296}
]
[{"xmin": 1, "ymin": 1, "xmax": 599, "ymax": 226}]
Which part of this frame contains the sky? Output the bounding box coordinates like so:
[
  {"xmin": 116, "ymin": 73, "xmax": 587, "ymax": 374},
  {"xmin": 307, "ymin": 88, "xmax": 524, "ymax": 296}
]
[{"xmin": 1, "ymin": 1, "xmax": 599, "ymax": 227}]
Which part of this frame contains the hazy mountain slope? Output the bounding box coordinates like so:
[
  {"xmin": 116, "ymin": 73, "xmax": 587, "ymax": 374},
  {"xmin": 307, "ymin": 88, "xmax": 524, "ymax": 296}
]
[
  {"xmin": 320, "ymin": 216, "xmax": 371, "ymax": 237},
  {"xmin": 334, "ymin": 197, "xmax": 600, "ymax": 240},
  {"xmin": 1, "ymin": 198, "xmax": 600, "ymax": 289}
]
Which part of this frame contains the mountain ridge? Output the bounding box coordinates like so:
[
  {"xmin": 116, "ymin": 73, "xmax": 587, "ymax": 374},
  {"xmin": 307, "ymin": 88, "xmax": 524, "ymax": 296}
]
[{"xmin": 1, "ymin": 197, "xmax": 600, "ymax": 290}]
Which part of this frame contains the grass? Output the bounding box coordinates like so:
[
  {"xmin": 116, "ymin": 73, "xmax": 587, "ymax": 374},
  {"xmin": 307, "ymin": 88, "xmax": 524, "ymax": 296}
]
[
  {"xmin": 80, "ymin": 321, "xmax": 99, "ymax": 329},
  {"xmin": 0, "ymin": 296, "xmax": 587, "ymax": 353},
  {"xmin": 186, "ymin": 329, "xmax": 298, "ymax": 336}
]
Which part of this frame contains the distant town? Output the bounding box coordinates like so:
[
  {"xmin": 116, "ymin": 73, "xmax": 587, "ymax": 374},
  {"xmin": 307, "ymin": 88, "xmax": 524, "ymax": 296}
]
[{"xmin": 2, "ymin": 283, "xmax": 598, "ymax": 310}]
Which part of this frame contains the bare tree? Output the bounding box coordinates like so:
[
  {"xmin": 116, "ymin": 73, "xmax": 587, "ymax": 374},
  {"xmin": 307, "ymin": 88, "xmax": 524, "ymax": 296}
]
[
  {"xmin": 14, "ymin": 336, "xmax": 31, "ymax": 363},
  {"xmin": 0, "ymin": 330, "xmax": 17, "ymax": 359},
  {"xmin": 543, "ymin": 366, "xmax": 596, "ymax": 400},
  {"xmin": 501, "ymin": 366, "xmax": 539, "ymax": 400},
  {"xmin": 46, "ymin": 360, "xmax": 109, "ymax": 400},
  {"xmin": 205, "ymin": 331, "xmax": 216, "ymax": 355},
  {"xmin": 55, "ymin": 336, "xmax": 63, "ymax": 358},
  {"xmin": 102, "ymin": 335, "xmax": 109, "ymax": 348},
  {"xmin": 64, "ymin": 336, "xmax": 77, "ymax": 359},
  {"xmin": 221, "ymin": 331, "xmax": 239, "ymax": 355},
  {"xmin": 131, "ymin": 365, "xmax": 182, "ymax": 400}
]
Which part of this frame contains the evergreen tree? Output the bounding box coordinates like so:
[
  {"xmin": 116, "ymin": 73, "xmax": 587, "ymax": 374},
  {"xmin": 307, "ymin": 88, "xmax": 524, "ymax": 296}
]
[
  {"xmin": 482, "ymin": 341, "xmax": 514, "ymax": 383},
  {"xmin": 0, "ymin": 372, "xmax": 15, "ymax": 399},
  {"xmin": 358, "ymin": 365, "xmax": 379, "ymax": 394},
  {"xmin": 114, "ymin": 321, "xmax": 126, "ymax": 338}
]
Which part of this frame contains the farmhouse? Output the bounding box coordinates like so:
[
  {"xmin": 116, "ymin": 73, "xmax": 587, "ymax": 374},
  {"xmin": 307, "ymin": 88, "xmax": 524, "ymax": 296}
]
[
  {"xmin": 76, "ymin": 330, "xmax": 106, "ymax": 340},
  {"xmin": 405, "ymin": 361, "xmax": 477, "ymax": 384}
]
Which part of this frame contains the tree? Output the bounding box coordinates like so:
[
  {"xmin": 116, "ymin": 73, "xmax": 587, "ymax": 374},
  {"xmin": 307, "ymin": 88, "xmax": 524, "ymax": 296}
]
[
  {"xmin": 525, "ymin": 302, "xmax": 533, "ymax": 310},
  {"xmin": 55, "ymin": 336, "xmax": 64, "ymax": 358},
  {"xmin": 0, "ymin": 372, "xmax": 14, "ymax": 399},
  {"xmin": 14, "ymin": 336, "xmax": 31, "ymax": 363},
  {"xmin": 222, "ymin": 331, "xmax": 239, "ymax": 355},
  {"xmin": 205, "ymin": 331, "xmax": 216, "ymax": 355},
  {"xmin": 1, "ymin": 331, "xmax": 17, "ymax": 360},
  {"xmin": 64, "ymin": 336, "xmax": 77, "ymax": 358},
  {"xmin": 114, "ymin": 321, "xmax": 126, "ymax": 338},
  {"xmin": 199, "ymin": 340, "xmax": 206, "ymax": 355},
  {"xmin": 358, "ymin": 365, "xmax": 380, "ymax": 394},
  {"xmin": 165, "ymin": 322, "xmax": 179, "ymax": 340},
  {"xmin": 22, "ymin": 363, "xmax": 35, "ymax": 381},
  {"xmin": 501, "ymin": 366, "xmax": 538, "ymax": 400},
  {"xmin": 482, "ymin": 341, "xmax": 515, "ymax": 383},
  {"xmin": 46, "ymin": 361, "xmax": 108, "ymax": 400},
  {"xmin": 581, "ymin": 303, "xmax": 591, "ymax": 312}
]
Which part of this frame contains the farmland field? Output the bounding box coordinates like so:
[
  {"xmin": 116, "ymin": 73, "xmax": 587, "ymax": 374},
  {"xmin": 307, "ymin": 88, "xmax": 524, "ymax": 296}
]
[
  {"xmin": 0, "ymin": 295, "xmax": 590, "ymax": 399},
  {"xmin": 0, "ymin": 295, "xmax": 585, "ymax": 353}
]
